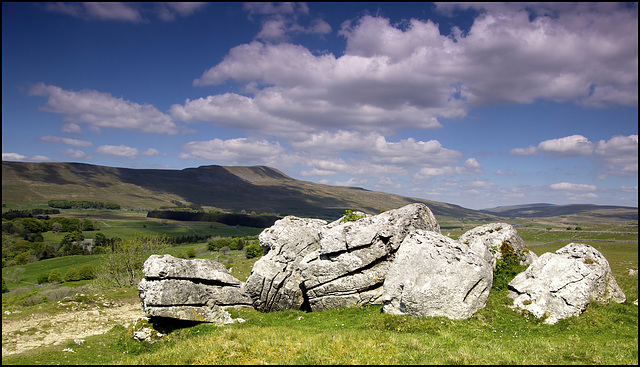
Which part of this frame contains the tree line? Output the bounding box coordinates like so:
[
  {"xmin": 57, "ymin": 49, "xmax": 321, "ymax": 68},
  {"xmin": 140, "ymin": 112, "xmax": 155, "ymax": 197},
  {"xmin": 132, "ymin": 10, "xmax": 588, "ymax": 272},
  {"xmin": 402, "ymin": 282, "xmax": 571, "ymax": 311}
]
[
  {"xmin": 147, "ymin": 210, "xmax": 280, "ymax": 228},
  {"xmin": 47, "ymin": 199, "xmax": 121, "ymax": 210}
]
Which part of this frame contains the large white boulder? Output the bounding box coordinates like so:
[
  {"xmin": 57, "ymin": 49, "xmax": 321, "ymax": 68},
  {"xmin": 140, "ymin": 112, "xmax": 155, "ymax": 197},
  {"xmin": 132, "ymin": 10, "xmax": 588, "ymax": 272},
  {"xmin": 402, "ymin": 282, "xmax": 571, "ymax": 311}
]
[
  {"xmin": 300, "ymin": 203, "xmax": 441, "ymax": 311},
  {"xmin": 381, "ymin": 230, "xmax": 493, "ymax": 319},
  {"xmin": 457, "ymin": 222, "xmax": 537, "ymax": 268},
  {"xmin": 508, "ymin": 243, "xmax": 626, "ymax": 324},
  {"xmin": 244, "ymin": 216, "xmax": 327, "ymax": 312}
]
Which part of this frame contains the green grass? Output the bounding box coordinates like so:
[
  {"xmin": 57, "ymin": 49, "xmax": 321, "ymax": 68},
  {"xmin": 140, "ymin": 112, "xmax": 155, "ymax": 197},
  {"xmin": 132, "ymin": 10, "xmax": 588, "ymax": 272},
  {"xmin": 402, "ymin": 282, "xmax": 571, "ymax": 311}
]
[
  {"xmin": 3, "ymin": 287, "xmax": 637, "ymax": 365},
  {"xmin": 3, "ymin": 233, "xmax": 637, "ymax": 365},
  {"xmin": 2, "ymin": 209, "xmax": 637, "ymax": 364},
  {"xmin": 2, "ymin": 254, "xmax": 104, "ymax": 290}
]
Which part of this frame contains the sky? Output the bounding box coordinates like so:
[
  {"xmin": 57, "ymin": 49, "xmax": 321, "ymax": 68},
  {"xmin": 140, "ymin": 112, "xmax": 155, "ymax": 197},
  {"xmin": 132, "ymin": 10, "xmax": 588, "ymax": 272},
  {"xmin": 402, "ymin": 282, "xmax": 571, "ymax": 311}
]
[{"xmin": 2, "ymin": 2, "xmax": 638, "ymax": 210}]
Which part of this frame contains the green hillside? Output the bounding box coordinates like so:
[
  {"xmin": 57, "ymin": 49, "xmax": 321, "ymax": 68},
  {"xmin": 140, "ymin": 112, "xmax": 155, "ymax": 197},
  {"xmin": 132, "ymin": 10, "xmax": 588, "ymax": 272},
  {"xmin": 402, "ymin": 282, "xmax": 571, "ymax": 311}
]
[{"xmin": 2, "ymin": 161, "xmax": 495, "ymax": 220}]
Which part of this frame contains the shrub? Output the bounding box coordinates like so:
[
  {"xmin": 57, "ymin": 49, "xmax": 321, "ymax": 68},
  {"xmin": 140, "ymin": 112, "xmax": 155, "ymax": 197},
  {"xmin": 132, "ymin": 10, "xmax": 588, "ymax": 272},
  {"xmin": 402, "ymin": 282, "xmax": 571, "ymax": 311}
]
[
  {"xmin": 207, "ymin": 238, "xmax": 230, "ymax": 251},
  {"xmin": 5, "ymin": 268, "xmax": 25, "ymax": 283},
  {"xmin": 491, "ymin": 242, "xmax": 526, "ymax": 291},
  {"xmin": 230, "ymin": 238, "xmax": 246, "ymax": 251},
  {"xmin": 64, "ymin": 267, "xmax": 81, "ymax": 282},
  {"xmin": 340, "ymin": 209, "xmax": 365, "ymax": 223},
  {"xmin": 186, "ymin": 248, "xmax": 196, "ymax": 258},
  {"xmin": 37, "ymin": 272, "xmax": 50, "ymax": 284},
  {"xmin": 245, "ymin": 243, "xmax": 263, "ymax": 259},
  {"xmin": 78, "ymin": 264, "xmax": 96, "ymax": 280},
  {"xmin": 2, "ymin": 278, "xmax": 7, "ymax": 293},
  {"xmin": 48, "ymin": 269, "xmax": 63, "ymax": 284},
  {"xmin": 96, "ymin": 233, "xmax": 169, "ymax": 287},
  {"xmin": 14, "ymin": 251, "xmax": 35, "ymax": 265}
]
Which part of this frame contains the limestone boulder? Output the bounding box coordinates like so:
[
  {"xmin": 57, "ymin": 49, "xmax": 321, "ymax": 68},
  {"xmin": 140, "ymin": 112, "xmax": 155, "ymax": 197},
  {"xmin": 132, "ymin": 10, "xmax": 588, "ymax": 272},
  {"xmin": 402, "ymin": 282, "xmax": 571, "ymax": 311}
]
[
  {"xmin": 457, "ymin": 222, "xmax": 537, "ymax": 268},
  {"xmin": 138, "ymin": 255, "xmax": 252, "ymax": 324},
  {"xmin": 508, "ymin": 243, "xmax": 626, "ymax": 324},
  {"xmin": 244, "ymin": 216, "xmax": 327, "ymax": 312},
  {"xmin": 300, "ymin": 203, "xmax": 441, "ymax": 311},
  {"xmin": 381, "ymin": 230, "xmax": 493, "ymax": 319}
]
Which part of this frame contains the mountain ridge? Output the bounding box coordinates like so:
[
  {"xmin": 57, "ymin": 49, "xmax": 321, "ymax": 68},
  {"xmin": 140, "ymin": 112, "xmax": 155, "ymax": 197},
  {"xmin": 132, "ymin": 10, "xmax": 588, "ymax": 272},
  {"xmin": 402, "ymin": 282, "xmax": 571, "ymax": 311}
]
[
  {"xmin": 2, "ymin": 161, "xmax": 636, "ymax": 222},
  {"xmin": 2, "ymin": 161, "xmax": 495, "ymax": 220}
]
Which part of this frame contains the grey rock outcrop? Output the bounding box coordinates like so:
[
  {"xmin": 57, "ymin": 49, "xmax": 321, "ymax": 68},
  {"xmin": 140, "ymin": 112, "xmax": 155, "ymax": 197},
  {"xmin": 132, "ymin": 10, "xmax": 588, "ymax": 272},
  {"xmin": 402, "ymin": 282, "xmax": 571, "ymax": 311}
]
[
  {"xmin": 381, "ymin": 230, "xmax": 493, "ymax": 319},
  {"xmin": 508, "ymin": 243, "xmax": 626, "ymax": 324},
  {"xmin": 138, "ymin": 255, "xmax": 252, "ymax": 324},
  {"xmin": 244, "ymin": 203, "xmax": 440, "ymax": 312},
  {"xmin": 300, "ymin": 203, "xmax": 441, "ymax": 311},
  {"xmin": 457, "ymin": 222, "xmax": 537, "ymax": 268},
  {"xmin": 244, "ymin": 216, "xmax": 327, "ymax": 312}
]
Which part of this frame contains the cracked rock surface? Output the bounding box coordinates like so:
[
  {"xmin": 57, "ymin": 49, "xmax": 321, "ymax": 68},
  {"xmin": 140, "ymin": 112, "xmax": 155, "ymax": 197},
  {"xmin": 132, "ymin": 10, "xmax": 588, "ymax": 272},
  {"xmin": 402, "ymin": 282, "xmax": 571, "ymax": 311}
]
[
  {"xmin": 245, "ymin": 216, "xmax": 327, "ymax": 312},
  {"xmin": 507, "ymin": 243, "xmax": 626, "ymax": 324},
  {"xmin": 245, "ymin": 203, "xmax": 440, "ymax": 312},
  {"xmin": 381, "ymin": 230, "xmax": 493, "ymax": 319},
  {"xmin": 300, "ymin": 203, "xmax": 441, "ymax": 311},
  {"xmin": 138, "ymin": 255, "xmax": 252, "ymax": 323}
]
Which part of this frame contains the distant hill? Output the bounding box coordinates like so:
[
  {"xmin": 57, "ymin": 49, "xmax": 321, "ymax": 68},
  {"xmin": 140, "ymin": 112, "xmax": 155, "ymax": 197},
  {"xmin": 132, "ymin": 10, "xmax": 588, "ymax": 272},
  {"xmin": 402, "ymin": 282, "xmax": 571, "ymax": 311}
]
[
  {"xmin": 482, "ymin": 203, "xmax": 555, "ymax": 213},
  {"xmin": 2, "ymin": 161, "xmax": 496, "ymax": 221},
  {"xmin": 3, "ymin": 161, "xmax": 636, "ymax": 223},
  {"xmin": 480, "ymin": 203, "xmax": 637, "ymax": 221}
]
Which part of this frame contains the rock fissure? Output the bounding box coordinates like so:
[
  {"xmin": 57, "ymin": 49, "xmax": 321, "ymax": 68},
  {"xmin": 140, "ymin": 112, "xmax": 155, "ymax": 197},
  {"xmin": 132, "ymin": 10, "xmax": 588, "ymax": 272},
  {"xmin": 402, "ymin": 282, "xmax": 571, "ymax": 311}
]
[
  {"xmin": 144, "ymin": 277, "xmax": 241, "ymax": 288},
  {"xmin": 463, "ymin": 278, "xmax": 484, "ymax": 303},
  {"xmin": 304, "ymin": 252, "xmax": 392, "ymax": 291}
]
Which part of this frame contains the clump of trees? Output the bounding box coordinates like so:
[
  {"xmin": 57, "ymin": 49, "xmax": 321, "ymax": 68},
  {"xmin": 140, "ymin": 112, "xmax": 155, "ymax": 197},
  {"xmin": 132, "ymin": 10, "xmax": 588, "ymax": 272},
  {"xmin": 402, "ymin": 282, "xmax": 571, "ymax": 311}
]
[
  {"xmin": 207, "ymin": 236, "xmax": 252, "ymax": 252},
  {"xmin": 47, "ymin": 199, "xmax": 120, "ymax": 210},
  {"xmin": 147, "ymin": 210, "xmax": 280, "ymax": 228},
  {"xmin": 36, "ymin": 264, "xmax": 96, "ymax": 285},
  {"xmin": 2, "ymin": 215, "xmax": 106, "ymax": 267}
]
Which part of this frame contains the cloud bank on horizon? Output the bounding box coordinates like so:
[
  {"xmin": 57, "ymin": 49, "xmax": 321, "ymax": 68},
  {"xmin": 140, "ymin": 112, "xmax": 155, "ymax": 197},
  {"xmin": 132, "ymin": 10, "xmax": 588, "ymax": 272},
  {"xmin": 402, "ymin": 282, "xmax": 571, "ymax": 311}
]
[{"xmin": 2, "ymin": 2, "xmax": 637, "ymax": 209}]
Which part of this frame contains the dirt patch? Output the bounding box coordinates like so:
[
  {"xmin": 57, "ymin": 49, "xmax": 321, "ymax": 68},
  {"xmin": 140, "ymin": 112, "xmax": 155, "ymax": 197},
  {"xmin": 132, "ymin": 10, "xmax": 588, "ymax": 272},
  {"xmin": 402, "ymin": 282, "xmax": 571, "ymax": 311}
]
[{"xmin": 2, "ymin": 300, "xmax": 144, "ymax": 357}]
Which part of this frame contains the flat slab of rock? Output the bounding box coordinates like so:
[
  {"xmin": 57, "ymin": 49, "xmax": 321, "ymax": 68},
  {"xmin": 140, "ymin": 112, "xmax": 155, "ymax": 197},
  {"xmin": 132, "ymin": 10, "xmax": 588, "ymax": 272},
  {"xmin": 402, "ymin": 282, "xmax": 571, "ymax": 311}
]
[
  {"xmin": 138, "ymin": 255, "xmax": 252, "ymax": 323},
  {"xmin": 381, "ymin": 230, "xmax": 493, "ymax": 319},
  {"xmin": 143, "ymin": 254, "xmax": 241, "ymax": 285},
  {"xmin": 508, "ymin": 243, "xmax": 626, "ymax": 324}
]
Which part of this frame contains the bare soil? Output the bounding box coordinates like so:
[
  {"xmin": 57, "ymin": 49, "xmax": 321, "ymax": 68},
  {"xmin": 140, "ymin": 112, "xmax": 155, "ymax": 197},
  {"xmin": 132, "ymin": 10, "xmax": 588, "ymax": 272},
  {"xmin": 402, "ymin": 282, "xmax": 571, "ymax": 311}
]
[{"xmin": 2, "ymin": 299, "xmax": 144, "ymax": 357}]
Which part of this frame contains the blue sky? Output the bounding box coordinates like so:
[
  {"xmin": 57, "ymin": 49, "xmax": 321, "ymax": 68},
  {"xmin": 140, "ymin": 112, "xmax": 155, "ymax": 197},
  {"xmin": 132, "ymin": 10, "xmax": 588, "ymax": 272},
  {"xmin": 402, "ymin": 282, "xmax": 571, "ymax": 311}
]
[{"xmin": 2, "ymin": 2, "xmax": 638, "ymax": 210}]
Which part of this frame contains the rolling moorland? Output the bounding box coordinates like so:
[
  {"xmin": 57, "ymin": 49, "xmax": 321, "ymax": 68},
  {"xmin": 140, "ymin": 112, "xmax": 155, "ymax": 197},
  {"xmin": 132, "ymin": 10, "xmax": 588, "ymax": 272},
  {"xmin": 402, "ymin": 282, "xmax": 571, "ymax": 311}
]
[
  {"xmin": 1, "ymin": 160, "xmax": 638, "ymax": 364},
  {"xmin": 2, "ymin": 161, "xmax": 637, "ymax": 223}
]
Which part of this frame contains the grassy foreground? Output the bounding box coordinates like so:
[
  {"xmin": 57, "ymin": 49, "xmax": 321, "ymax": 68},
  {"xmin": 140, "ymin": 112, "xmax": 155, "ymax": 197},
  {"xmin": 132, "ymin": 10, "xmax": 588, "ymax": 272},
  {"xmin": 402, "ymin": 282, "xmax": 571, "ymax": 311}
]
[
  {"xmin": 3, "ymin": 288, "xmax": 637, "ymax": 365},
  {"xmin": 3, "ymin": 243, "xmax": 638, "ymax": 365}
]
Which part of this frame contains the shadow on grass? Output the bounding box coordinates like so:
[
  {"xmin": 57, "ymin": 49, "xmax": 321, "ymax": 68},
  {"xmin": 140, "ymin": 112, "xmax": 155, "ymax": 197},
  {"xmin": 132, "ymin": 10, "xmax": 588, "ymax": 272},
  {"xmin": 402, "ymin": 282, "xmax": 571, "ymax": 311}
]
[{"xmin": 147, "ymin": 316, "xmax": 204, "ymax": 335}]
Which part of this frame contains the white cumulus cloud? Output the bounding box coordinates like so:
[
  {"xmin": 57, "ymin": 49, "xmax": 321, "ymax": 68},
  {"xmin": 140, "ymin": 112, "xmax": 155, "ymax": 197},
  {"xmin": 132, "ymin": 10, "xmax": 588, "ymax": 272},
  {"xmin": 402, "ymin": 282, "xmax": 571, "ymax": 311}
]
[
  {"xmin": 595, "ymin": 134, "xmax": 638, "ymax": 177},
  {"xmin": 29, "ymin": 83, "xmax": 181, "ymax": 135},
  {"xmin": 537, "ymin": 135, "xmax": 594, "ymax": 157},
  {"xmin": 179, "ymin": 138, "xmax": 285, "ymax": 166},
  {"xmin": 190, "ymin": 3, "xmax": 636, "ymax": 137},
  {"xmin": 95, "ymin": 145, "xmax": 140, "ymax": 159},
  {"xmin": 40, "ymin": 135, "xmax": 93, "ymax": 147},
  {"xmin": 550, "ymin": 182, "xmax": 597, "ymax": 191}
]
